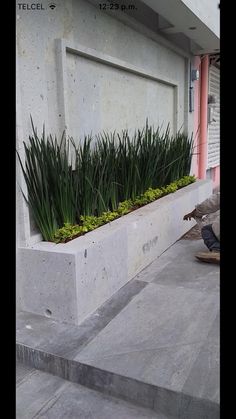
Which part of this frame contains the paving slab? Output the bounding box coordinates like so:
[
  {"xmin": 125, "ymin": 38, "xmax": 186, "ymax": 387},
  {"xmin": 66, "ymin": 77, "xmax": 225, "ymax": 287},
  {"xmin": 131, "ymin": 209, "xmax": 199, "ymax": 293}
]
[
  {"xmin": 16, "ymin": 364, "xmax": 67, "ymax": 418},
  {"xmin": 16, "ymin": 363, "xmax": 35, "ymax": 384},
  {"xmin": 76, "ymin": 281, "xmax": 218, "ymax": 393},
  {"xmin": 136, "ymin": 240, "xmax": 219, "ymax": 292},
  {"xmin": 182, "ymin": 340, "xmax": 219, "ymax": 403},
  {"xmin": 16, "ymin": 240, "xmax": 219, "ymax": 418},
  {"xmin": 16, "ymin": 363, "xmax": 167, "ymax": 419},
  {"xmin": 16, "ymin": 278, "xmax": 147, "ymax": 358}
]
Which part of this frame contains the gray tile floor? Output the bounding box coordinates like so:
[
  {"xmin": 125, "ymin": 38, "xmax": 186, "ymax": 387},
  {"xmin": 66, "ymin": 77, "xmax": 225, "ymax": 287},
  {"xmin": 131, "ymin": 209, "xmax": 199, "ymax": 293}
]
[
  {"xmin": 16, "ymin": 363, "xmax": 167, "ymax": 418},
  {"xmin": 16, "ymin": 239, "xmax": 219, "ymax": 418}
]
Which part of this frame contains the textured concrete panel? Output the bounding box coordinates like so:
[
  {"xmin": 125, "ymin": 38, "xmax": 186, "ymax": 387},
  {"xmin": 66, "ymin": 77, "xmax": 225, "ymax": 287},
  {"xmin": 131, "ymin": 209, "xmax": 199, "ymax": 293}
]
[
  {"xmin": 19, "ymin": 249, "xmax": 78, "ymax": 323},
  {"xmin": 127, "ymin": 179, "xmax": 212, "ymax": 278},
  {"xmin": 75, "ymin": 226, "xmax": 128, "ymax": 323},
  {"xmin": 67, "ymin": 52, "xmax": 175, "ymax": 138},
  {"xmin": 19, "ymin": 180, "xmax": 213, "ymax": 325}
]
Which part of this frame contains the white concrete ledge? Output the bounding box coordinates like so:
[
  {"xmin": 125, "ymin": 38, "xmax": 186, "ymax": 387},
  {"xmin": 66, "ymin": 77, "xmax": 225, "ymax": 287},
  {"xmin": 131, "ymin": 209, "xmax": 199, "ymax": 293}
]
[
  {"xmin": 18, "ymin": 179, "xmax": 212, "ymax": 325},
  {"xmin": 65, "ymin": 40, "xmax": 177, "ymax": 87}
]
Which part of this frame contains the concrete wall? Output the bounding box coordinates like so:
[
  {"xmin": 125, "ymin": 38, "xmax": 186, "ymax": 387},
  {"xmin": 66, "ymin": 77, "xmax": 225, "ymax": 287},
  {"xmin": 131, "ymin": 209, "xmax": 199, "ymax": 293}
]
[
  {"xmin": 181, "ymin": 0, "xmax": 220, "ymax": 38},
  {"xmin": 66, "ymin": 51, "xmax": 176, "ymax": 138},
  {"xmin": 16, "ymin": 0, "xmax": 187, "ymax": 141},
  {"xmin": 16, "ymin": 0, "xmax": 193, "ymax": 246}
]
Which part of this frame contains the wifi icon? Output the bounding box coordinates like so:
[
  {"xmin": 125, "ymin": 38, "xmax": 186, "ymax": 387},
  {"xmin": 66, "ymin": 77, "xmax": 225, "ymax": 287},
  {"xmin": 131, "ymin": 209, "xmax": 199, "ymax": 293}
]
[{"xmin": 49, "ymin": 3, "xmax": 56, "ymax": 10}]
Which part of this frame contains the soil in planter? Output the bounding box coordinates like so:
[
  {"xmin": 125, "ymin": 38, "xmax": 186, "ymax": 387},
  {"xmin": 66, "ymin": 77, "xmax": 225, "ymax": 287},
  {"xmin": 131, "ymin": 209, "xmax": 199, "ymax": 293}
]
[
  {"xmin": 181, "ymin": 211, "xmax": 219, "ymax": 240},
  {"xmin": 182, "ymin": 225, "xmax": 201, "ymax": 240}
]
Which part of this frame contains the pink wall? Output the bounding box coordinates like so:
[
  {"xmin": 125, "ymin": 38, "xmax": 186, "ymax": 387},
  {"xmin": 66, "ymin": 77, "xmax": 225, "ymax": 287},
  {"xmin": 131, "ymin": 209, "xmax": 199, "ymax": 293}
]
[
  {"xmin": 212, "ymin": 165, "xmax": 220, "ymax": 189},
  {"xmin": 193, "ymin": 56, "xmax": 220, "ymax": 190}
]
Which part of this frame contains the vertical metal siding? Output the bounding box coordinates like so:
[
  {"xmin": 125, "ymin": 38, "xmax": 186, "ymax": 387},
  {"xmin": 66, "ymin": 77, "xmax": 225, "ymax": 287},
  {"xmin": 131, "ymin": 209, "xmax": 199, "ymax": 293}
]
[{"xmin": 207, "ymin": 65, "xmax": 220, "ymax": 168}]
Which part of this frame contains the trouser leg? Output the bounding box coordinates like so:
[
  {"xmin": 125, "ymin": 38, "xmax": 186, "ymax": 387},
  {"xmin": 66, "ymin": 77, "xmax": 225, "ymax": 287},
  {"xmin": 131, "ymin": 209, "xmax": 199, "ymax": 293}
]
[{"xmin": 201, "ymin": 224, "xmax": 220, "ymax": 251}]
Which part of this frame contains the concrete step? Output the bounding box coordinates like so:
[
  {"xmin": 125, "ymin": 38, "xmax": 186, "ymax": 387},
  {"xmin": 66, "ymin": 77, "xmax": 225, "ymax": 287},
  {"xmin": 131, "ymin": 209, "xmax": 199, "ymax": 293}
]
[
  {"xmin": 16, "ymin": 362, "xmax": 167, "ymax": 418},
  {"xmin": 16, "ymin": 240, "xmax": 219, "ymax": 419}
]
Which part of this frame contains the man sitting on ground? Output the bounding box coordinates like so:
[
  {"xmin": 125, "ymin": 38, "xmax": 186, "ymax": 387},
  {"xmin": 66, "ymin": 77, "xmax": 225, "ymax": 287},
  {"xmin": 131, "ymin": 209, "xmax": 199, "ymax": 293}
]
[{"xmin": 183, "ymin": 192, "xmax": 220, "ymax": 264}]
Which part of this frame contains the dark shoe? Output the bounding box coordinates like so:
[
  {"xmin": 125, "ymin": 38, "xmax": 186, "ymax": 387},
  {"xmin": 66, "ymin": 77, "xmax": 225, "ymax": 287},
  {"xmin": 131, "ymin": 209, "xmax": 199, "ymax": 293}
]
[{"xmin": 195, "ymin": 251, "xmax": 220, "ymax": 264}]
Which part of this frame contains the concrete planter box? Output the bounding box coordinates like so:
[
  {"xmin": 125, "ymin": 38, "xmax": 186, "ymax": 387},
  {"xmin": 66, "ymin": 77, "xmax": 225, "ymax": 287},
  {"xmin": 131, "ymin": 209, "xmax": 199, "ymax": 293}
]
[{"xmin": 18, "ymin": 179, "xmax": 212, "ymax": 325}]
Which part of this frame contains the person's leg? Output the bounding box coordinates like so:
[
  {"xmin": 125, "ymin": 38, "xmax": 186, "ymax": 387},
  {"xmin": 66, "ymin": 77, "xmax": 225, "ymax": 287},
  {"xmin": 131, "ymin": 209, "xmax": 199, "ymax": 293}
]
[
  {"xmin": 201, "ymin": 224, "xmax": 220, "ymax": 252},
  {"xmin": 195, "ymin": 224, "xmax": 220, "ymax": 264}
]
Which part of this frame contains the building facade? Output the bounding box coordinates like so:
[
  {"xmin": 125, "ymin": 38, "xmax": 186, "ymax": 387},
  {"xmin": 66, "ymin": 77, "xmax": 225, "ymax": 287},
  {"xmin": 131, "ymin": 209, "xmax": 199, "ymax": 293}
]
[{"xmin": 16, "ymin": 0, "xmax": 220, "ymax": 306}]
